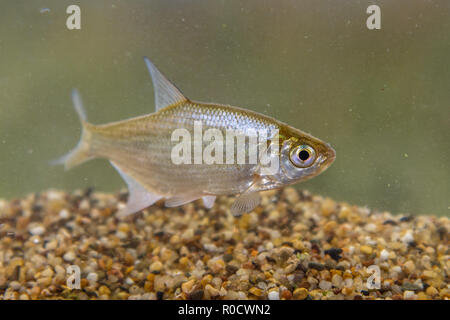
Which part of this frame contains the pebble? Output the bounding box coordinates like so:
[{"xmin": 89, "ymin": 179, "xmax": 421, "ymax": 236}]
[
  {"xmin": 9, "ymin": 281, "xmax": 21, "ymax": 291},
  {"xmin": 59, "ymin": 209, "xmax": 70, "ymax": 219},
  {"xmin": 150, "ymin": 261, "xmax": 163, "ymax": 272},
  {"xmin": 324, "ymin": 221, "xmax": 337, "ymax": 233},
  {"xmin": 63, "ymin": 251, "xmax": 76, "ymax": 262},
  {"xmin": 426, "ymin": 286, "xmax": 438, "ymax": 297},
  {"xmin": 293, "ymin": 288, "xmax": 309, "ymax": 300},
  {"xmin": 401, "ymin": 231, "xmax": 414, "ymax": 245},
  {"xmin": 29, "ymin": 224, "xmax": 45, "ymax": 236},
  {"xmin": 331, "ymin": 274, "xmax": 343, "ymax": 288},
  {"xmin": 308, "ymin": 262, "xmax": 325, "ymax": 271},
  {"xmin": 402, "ymin": 282, "xmax": 421, "ymax": 291},
  {"xmin": 403, "ymin": 290, "xmax": 415, "ymax": 300},
  {"xmin": 324, "ymin": 248, "xmax": 343, "ymax": 261},
  {"xmin": 249, "ymin": 287, "xmax": 263, "ymax": 297},
  {"xmin": 360, "ymin": 245, "xmax": 373, "ymax": 255},
  {"xmin": 87, "ymin": 272, "xmax": 98, "ymax": 284},
  {"xmin": 189, "ymin": 290, "xmax": 204, "ymax": 300},
  {"xmin": 380, "ymin": 249, "xmax": 389, "ymax": 261},
  {"xmin": 319, "ymin": 280, "xmax": 332, "ymax": 291},
  {"xmin": 267, "ymin": 290, "xmax": 280, "ymax": 300},
  {"xmin": 205, "ymin": 284, "xmax": 220, "ymax": 298},
  {"xmin": 181, "ymin": 279, "xmax": 195, "ymax": 294},
  {"xmin": 403, "ymin": 260, "xmax": 415, "ymax": 274}
]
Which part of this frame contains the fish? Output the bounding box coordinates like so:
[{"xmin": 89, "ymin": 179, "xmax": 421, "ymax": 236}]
[{"xmin": 53, "ymin": 57, "xmax": 336, "ymax": 217}]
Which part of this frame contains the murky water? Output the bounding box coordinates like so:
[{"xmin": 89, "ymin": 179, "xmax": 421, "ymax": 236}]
[{"xmin": 0, "ymin": 0, "xmax": 449, "ymax": 216}]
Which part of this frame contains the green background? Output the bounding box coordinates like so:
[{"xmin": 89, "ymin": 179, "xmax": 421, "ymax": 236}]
[{"xmin": 0, "ymin": 0, "xmax": 449, "ymax": 216}]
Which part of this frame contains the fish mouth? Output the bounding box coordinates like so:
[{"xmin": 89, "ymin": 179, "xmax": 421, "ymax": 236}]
[
  {"xmin": 320, "ymin": 144, "xmax": 336, "ymax": 170},
  {"xmin": 326, "ymin": 144, "xmax": 336, "ymax": 163}
]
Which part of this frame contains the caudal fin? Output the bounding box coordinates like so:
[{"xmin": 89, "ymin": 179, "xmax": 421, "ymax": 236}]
[{"xmin": 50, "ymin": 89, "xmax": 93, "ymax": 170}]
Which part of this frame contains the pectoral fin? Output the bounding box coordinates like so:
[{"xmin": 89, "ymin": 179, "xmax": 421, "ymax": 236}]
[
  {"xmin": 231, "ymin": 192, "xmax": 261, "ymax": 217},
  {"xmin": 110, "ymin": 161, "xmax": 162, "ymax": 216}
]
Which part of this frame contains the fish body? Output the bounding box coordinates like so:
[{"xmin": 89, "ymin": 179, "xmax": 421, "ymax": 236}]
[{"xmin": 55, "ymin": 57, "xmax": 336, "ymax": 216}]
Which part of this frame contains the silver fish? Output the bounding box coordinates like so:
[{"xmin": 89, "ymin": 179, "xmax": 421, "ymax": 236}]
[{"xmin": 54, "ymin": 57, "xmax": 336, "ymax": 216}]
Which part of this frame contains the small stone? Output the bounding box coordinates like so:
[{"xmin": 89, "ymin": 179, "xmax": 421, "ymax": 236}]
[
  {"xmin": 63, "ymin": 251, "xmax": 76, "ymax": 262},
  {"xmin": 380, "ymin": 249, "xmax": 389, "ymax": 261},
  {"xmin": 321, "ymin": 198, "xmax": 337, "ymax": 216},
  {"xmin": 331, "ymin": 274, "xmax": 343, "ymax": 288},
  {"xmin": 30, "ymin": 286, "xmax": 40, "ymax": 298},
  {"xmin": 45, "ymin": 240, "xmax": 57, "ymax": 251},
  {"xmin": 401, "ymin": 231, "xmax": 414, "ymax": 245},
  {"xmin": 29, "ymin": 224, "xmax": 45, "ymax": 236},
  {"xmin": 98, "ymin": 285, "xmax": 111, "ymax": 296},
  {"xmin": 281, "ymin": 289, "xmax": 292, "ymax": 300},
  {"xmin": 417, "ymin": 292, "xmax": 428, "ymax": 300},
  {"xmin": 223, "ymin": 253, "xmax": 233, "ymax": 262},
  {"xmin": 268, "ymin": 290, "xmax": 280, "ymax": 300},
  {"xmin": 181, "ymin": 228, "xmax": 194, "ymax": 241},
  {"xmin": 403, "ymin": 290, "xmax": 415, "ymax": 300},
  {"xmin": 189, "ymin": 290, "xmax": 204, "ymax": 300},
  {"xmin": 426, "ymin": 286, "xmax": 438, "ymax": 296},
  {"xmin": 399, "ymin": 215, "xmax": 414, "ymax": 222},
  {"xmin": 226, "ymin": 265, "xmax": 238, "ymax": 274},
  {"xmin": 150, "ymin": 261, "xmax": 163, "ymax": 272},
  {"xmin": 402, "ymin": 282, "xmax": 421, "ymax": 291},
  {"xmin": 365, "ymin": 223, "xmax": 377, "ymax": 233},
  {"xmin": 59, "ymin": 209, "xmax": 70, "ymax": 219},
  {"xmin": 249, "ymin": 287, "xmax": 263, "ymax": 297},
  {"xmin": 342, "ymin": 287, "xmax": 354, "ymax": 296},
  {"xmin": 293, "ymin": 288, "xmax": 308, "ymax": 300},
  {"xmin": 324, "ymin": 221, "xmax": 337, "ymax": 233},
  {"xmin": 403, "ymin": 260, "xmax": 415, "ymax": 274},
  {"xmin": 204, "ymin": 284, "xmax": 220, "ymax": 298},
  {"xmin": 181, "ymin": 279, "xmax": 195, "ymax": 294},
  {"xmin": 87, "ymin": 272, "xmax": 98, "ymax": 284},
  {"xmin": 422, "ymin": 270, "xmax": 437, "ymax": 279},
  {"xmin": 319, "ymin": 280, "xmax": 332, "ymax": 291},
  {"xmin": 360, "ymin": 245, "xmax": 373, "ymax": 255},
  {"xmin": 308, "ymin": 262, "xmax": 325, "ymax": 271},
  {"xmin": 37, "ymin": 277, "xmax": 52, "ymax": 287},
  {"xmin": 324, "ymin": 248, "xmax": 343, "ymax": 261},
  {"xmin": 208, "ymin": 259, "xmax": 225, "ymax": 273},
  {"xmin": 41, "ymin": 267, "xmax": 54, "ymax": 278},
  {"xmin": 9, "ymin": 281, "xmax": 21, "ymax": 290},
  {"xmin": 284, "ymin": 188, "xmax": 300, "ymax": 204}
]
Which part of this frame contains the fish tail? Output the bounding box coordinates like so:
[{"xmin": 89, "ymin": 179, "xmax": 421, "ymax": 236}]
[{"xmin": 50, "ymin": 89, "xmax": 94, "ymax": 170}]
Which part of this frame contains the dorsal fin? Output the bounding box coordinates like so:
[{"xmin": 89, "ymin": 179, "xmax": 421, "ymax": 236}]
[{"xmin": 144, "ymin": 57, "xmax": 187, "ymax": 112}]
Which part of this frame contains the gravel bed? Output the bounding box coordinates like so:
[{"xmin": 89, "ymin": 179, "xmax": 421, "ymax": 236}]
[{"xmin": 0, "ymin": 188, "xmax": 448, "ymax": 300}]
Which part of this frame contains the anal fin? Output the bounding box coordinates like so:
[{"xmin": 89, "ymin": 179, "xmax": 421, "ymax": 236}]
[
  {"xmin": 110, "ymin": 161, "xmax": 162, "ymax": 216},
  {"xmin": 164, "ymin": 194, "xmax": 201, "ymax": 207},
  {"xmin": 202, "ymin": 196, "xmax": 216, "ymax": 209}
]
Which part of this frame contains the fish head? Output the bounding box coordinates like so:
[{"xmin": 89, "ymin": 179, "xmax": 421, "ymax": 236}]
[{"xmin": 267, "ymin": 125, "xmax": 336, "ymax": 186}]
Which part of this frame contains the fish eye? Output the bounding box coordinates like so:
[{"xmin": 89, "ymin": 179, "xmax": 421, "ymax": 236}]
[{"xmin": 290, "ymin": 145, "xmax": 316, "ymax": 167}]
